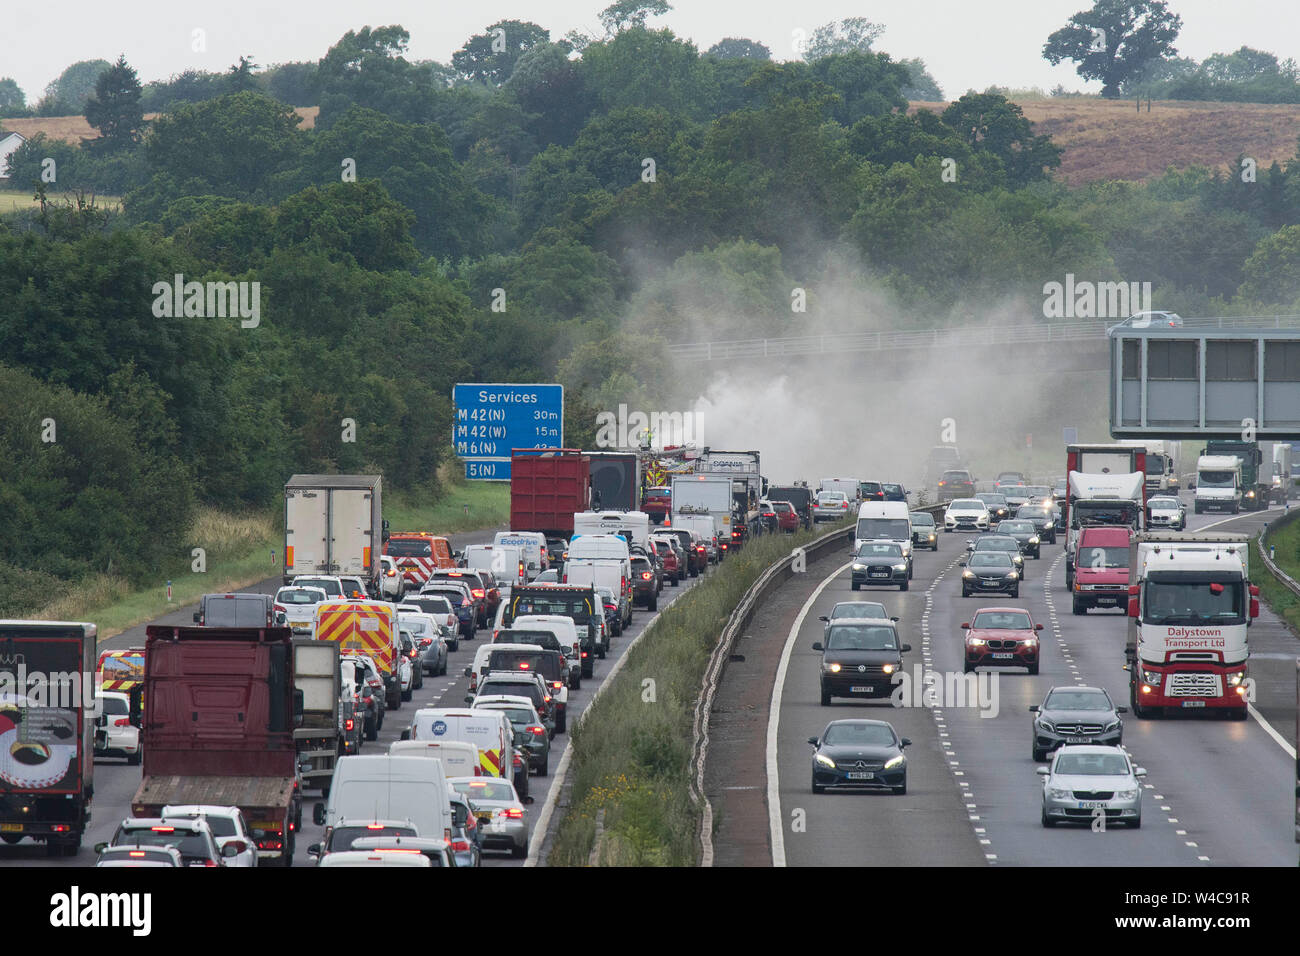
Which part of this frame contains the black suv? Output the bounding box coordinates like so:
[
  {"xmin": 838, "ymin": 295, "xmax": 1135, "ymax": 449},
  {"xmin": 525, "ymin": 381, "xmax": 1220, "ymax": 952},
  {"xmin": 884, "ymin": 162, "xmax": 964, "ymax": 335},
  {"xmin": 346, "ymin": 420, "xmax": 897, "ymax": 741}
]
[
  {"xmin": 938, "ymin": 470, "xmax": 976, "ymax": 502},
  {"xmin": 631, "ymin": 555, "xmax": 659, "ymax": 611}
]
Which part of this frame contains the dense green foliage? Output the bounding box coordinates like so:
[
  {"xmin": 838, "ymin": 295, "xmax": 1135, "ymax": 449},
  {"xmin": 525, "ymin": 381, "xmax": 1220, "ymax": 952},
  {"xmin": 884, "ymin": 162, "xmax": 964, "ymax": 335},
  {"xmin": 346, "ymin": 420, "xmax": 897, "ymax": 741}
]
[{"xmin": 6, "ymin": 9, "xmax": 1300, "ymax": 602}]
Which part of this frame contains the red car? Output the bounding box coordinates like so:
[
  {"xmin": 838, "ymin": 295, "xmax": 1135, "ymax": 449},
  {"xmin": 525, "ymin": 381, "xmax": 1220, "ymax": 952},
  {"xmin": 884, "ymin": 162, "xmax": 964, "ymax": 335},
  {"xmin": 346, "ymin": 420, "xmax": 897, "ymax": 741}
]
[
  {"xmin": 961, "ymin": 606, "xmax": 1042, "ymax": 674},
  {"xmin": 649, "ymin": 538, "xmax": 682, "ymax": 585},
  {"xmin": 769, "ymin": 500, "xmax": 801, "ymax": 533}
]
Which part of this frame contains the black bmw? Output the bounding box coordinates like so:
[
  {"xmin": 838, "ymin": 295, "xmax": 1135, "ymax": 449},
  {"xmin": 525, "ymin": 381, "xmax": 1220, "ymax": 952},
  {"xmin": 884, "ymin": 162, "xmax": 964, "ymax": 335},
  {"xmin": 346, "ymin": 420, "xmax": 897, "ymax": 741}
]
[{"xmin": 809, "ymin": 719, "xmax": 911, "ymax": 794}]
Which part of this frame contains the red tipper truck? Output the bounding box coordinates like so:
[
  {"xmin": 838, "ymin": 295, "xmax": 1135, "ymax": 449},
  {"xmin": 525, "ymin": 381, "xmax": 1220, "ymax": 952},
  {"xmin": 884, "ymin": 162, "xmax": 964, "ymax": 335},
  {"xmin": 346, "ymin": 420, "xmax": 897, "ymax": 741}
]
[
  {"xmin": 1071, "ymin": 525, "xmax": 1134, "ymax": 614},
  {"xmin": 0, "ymin": 620, "xmax": 97, "ymax": 857},
  {"xmin": 1063, "ymin": 444, "xmax": 1147, "ymax": 531},
  {"xmin": 510, "ymin": 449, "xmax": 591, "ymax": 538},
  {"xmin": 131, "ymin": 624, "xmax": 303, "ymax": 866}
]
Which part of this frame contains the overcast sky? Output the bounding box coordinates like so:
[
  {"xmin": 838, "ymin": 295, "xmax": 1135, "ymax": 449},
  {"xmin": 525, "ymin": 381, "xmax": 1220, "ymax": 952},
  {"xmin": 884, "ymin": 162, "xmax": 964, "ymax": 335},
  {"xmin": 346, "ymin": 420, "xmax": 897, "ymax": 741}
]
[{"xmin": 6, "ymin": 0, "xmax": 1298, "ymax": 104}]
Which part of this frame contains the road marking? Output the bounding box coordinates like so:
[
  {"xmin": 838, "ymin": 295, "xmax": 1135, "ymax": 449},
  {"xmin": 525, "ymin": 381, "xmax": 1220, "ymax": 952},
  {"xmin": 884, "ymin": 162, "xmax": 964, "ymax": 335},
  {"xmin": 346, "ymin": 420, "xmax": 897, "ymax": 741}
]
[{"xmin": 767, "ymin": 559, "xmax": 853, "ymax": 867}]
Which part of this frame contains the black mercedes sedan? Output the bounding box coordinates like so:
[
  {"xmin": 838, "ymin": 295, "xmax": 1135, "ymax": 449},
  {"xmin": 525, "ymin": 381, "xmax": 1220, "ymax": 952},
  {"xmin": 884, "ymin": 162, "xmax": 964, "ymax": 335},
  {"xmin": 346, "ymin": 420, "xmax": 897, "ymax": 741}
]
[{"xmin": 809, "ymin": 719, "xmax": 911, "ymax": 794}]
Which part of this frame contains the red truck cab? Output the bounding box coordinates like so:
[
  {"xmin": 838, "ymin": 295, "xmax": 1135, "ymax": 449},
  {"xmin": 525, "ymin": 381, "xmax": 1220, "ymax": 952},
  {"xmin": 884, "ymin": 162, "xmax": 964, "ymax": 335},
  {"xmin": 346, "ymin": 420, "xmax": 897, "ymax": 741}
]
[
  {"xmin": 642, "ymin": 486, "xmax": 671, "ymax": 524},
  {"xmin": 1072, "ymin": 526, "xmax": 1133, "ymax": 615}
]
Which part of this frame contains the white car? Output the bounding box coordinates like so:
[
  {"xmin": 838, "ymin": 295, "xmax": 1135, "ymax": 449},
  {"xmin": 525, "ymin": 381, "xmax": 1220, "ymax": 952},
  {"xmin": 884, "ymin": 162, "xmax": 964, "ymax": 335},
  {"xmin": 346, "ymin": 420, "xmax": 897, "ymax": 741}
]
[
  {"xmin": 160, "ymin": 805, "xmax": 258, "ymax": 867},
  {"xmin": 1038, "ymin": 745, "xmax": 1146, "ymax": 828},
  {"xmin": 1146, "ymin": 495, "xmax": 1185, "ymax": 529},
  {"xmin": 379, "ymin": 555, "xmax": 406, "ymax": 601},
  {"xmin": 944, "ymin": 499, "xmax": 991, "ymax": 533},
  {"xmin": 1126, "ymin": 310, "xmax": 1182, "ymax": 329},
  {"xmin": 93, "ymin": 692, "xmax": 141, "ymax": 764},
  {"xmin": 273, "ymin": 585, "xmax": 327, "ymax": 634},
  {"xmin": 318, "ymin": 849, "xmax": 434, "ymax": 867},
  {"xmin": 397, "ymin": 646, "xmax": 414, "ymax": 699},
  {"xmin": 813, "ymin": 491, "xmax": 850, "ymax": 523}
]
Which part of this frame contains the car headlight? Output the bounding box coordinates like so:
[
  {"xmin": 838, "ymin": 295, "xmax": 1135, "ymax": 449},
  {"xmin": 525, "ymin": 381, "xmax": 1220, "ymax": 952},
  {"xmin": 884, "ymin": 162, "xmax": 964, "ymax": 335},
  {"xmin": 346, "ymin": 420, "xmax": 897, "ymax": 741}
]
[
  {"xmin": 1226, "ymin": 671, "xmax": 1245, "ymax": 686},
  {"xmin": 1007, "ymin": 571, "xmax": 1019, "ymax": 579},
  {"xmin": 881, "ymin": 663, "xmax": 895, "ymax": 674},
  {"xmin": 962, "ymin": 570, "xmax": 975, "ymax": 579},
  {"xmin": 815, "ymin": 753, "xmax": 836, "ymax": 769},
  {"xmin": 1104, "ymin": 720, "xmax": 1120, "ymax": 732},
  {"xmin": 1142, "ymin": 670, "xmax": 1162, "ymax": 686},
  {"xmin": 852, "ymin": 563, "xmax": 866, "ymax": 571},
  {"xmin": 884, "ymin": 754, "xmax": 906, "ymax": 770},
  {"xmin": 1029, "ymin": 536, "xmax": 1039, "ymax": 545},
  {"xmin": 968, "ymin": 638, "xmax": 986, "ymax": 647},
  {"xmin": 1022, "ymin": 637, "xmax": 1038, "ymax": 646},
  {"xmin": 894, "ymin": 563, "xmax": 908, "ymax": 571},
  {"xmin": 1115, "ymin": 789, "xmax": 1137, "ymax": 801},
  {"xmin": 1036, "ymin": 718, "xmax": 1055, "ymax": 732},
  {"xmin": 826, "ymin": 662, "xmax": 842, "ymax": 673},
  {"xmin": 928, "ymin": 533, "xmax": 936, "ymax": 541},
  {"xmin": 1048, "ymin": 787, "xmax": 1072, "ymax": 800}
]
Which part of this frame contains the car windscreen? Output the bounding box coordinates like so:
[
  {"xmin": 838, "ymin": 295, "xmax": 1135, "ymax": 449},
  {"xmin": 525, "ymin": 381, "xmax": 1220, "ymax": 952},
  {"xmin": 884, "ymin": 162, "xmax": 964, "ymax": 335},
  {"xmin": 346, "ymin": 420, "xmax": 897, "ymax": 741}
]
[
  {"xmin": 976, "ymin": 495, "xmax": 1007, "ymax": 505},
  {"xmin": 406, "ymin": 597, "xmax": 453, "ymax": 615},
  {"xmin": 99, "ymin": 695, "xmax": 129, "ymax": 715},
  {"xmin": 971, "ymin": 611, "xmax": 1031, "ymax": 630},
  {"xmin": 831, "ymin": 603, "xmax": 886, "ymax": 619},
  {"xmin": 172, "ymin": 814, "xmax": 237, "ymax": 838},
  {"xmin": 99, "ymin": 654, "xmax": 144, "ymax": 679},
  {"xmin": 1072, "ymin": 502, "xmax": 1138, "ymax": 526},
  {"xmin": 998, "ymin": 522, "xmax": 1034, "ymax": 534},
  {"xmin": 1044, "ymin": 691, "xmax": 1111, "ymax": 712},
  {"xmin": 974, "ymin": 538, "xmax": 1018, "ymax": 552},
  {"xmin": 969, "ymin": 553, "xmax": 1012, "ymax": 569},
  {"xmin": 117, "ymin": 829, "xmax": 211, "ymax": 859},
  {"xmin": 488, "ymin": 650, "xmax": 550, "ymax": 672},
  {"xmin": 480, "ymin": 681, "xmax": 542, "ymax": 701},
  {"xmin": 329, "ymin": 825, "xmax": 416, "ymax": 852},
  {"xmin": 1143, "ymin": 574, "xmax": 1244, "ymax": 624},
  {"xmin": 452, "ymin": 780, "xmax": 515, "ymax": 802},
  {"xmin": 510, "ymin": 594, "xmax": 592, "ymax": 624},
  {"xmin": 822, "ymin": 723, "xmax": 896, "ymax": 747},
  {"xmin": 480, "ymin": 706, "xmax": 536, "ymax": 726},
  {"xmin": 423, "ymin": 589, "xmax": 469, "ymax": 606},
  {"xmin": 949, "ymin": 500, "xmax": 982, "ymax": 509},
  {"xmin": 856, "ymin": 542, "xmax": 903, "ymax": 558},
  {"xmin": 1018, "ymin": 505, "xmax": 1051, "ymax": 518},
  {"xmin": 941, "ymin": 472, "xmax": 971, "ymax": 482},
  {"xmin": 387, "ymin": 539, "xmax": 433, "ymax": 557},
  {"xmin": 204, "ymin": 597, "xmax": 268, "ymax": 626},
  {"xmin": 296, "ymin": 578, "xmax": 343, "ymax": 597},
  {"xmin": 277, "ymin": 588, "xmax": 322, "ymax": 605},
  {"xmin": 826, "ymin": 624, "xmax": 898, "ymax": 651},
  {"xmin": 1053, "ymin": 753, "xmax": 1130, "ymax": 776},
  {"xmin": 818, "ymin": 493, "xmax": 846, "ymax": 504},
  {"xmin": 1149, "ymin": 498, "xmax": 1179, "ymax": 509},
  {"xmin": 1197, "ymin": 470, "xmax": 1237, "ymax": 488},
  {"xmin": 855, "ymin": 519, "xmax": 910, "ymax": 540},
  {"xmin": 502, "ymin": 631, "xmax": 563, "ymax": 652},
  {"xmin": 1077, "ymin": 546, "xmax": 1128, "ymax": 569},
  {"xmin": 909, "ymin": 513, "xmax": 934, "ymax": 526}
]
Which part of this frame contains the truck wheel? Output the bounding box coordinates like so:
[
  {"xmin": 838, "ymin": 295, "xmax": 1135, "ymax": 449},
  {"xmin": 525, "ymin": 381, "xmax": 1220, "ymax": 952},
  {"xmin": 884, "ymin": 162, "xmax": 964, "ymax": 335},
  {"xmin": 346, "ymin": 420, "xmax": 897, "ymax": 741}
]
[
  {"xmin": 648, "ymin": 595, "xmax": 658, "ymax": 611},
  {"xmin": 537, "ymin": 755, "xmax": 549, "ymax": 776},
  {"xmin": 900, "ymin": 581, "xmax": 909, "ymax": 592},
  {"xmin": 597, "ymin": 645, "xmax": 606, "ymax": 660},
  {"xmin": 401, "ymin": 687, "xmax": 412, "ymax": 702},
  {"xmin": 365, "ymin": 716, "xmax": 378, "ymax": 741},
  {"xmin": 128, "ymin": 748, "xmax": 142, "ymax": 766},
  {"xmin": 1072, "ymin": 597, "xmax": 1085, "ymax": 615},
  {"xmin": 851, "ymin": 581, "xmax": 860, "ymax": 591},
  {"xmin": 281, "ymin": 834, "xmax": 294, "ymax": 867}
]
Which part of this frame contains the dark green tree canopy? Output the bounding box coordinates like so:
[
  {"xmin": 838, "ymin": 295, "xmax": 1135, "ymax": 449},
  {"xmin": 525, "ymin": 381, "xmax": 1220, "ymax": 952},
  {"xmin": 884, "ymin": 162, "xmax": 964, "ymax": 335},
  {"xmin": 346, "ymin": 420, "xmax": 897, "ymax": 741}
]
[
  {"xmin": 452, "ymin": 20, "xmax": 550, "ymax": 85},
  {"xmin": 83, "ymin": 55, "xmax": 144, "ymax": 151},
  {"xmin": 1043, "ymin": 0, "xmax": 1182, "ymax": 98}
]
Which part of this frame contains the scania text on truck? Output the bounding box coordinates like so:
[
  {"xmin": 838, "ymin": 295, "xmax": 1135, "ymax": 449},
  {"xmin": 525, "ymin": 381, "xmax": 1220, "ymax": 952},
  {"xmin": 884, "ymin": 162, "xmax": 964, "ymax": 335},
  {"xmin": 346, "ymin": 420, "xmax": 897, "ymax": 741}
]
[
  {"xmin": 1125, "ymin": 533, "xmax": 1256, "ymax": 719},
  {"xmin": 0, "ymin": 620, "xmax": 96, "ymax": 856},
  {"xmin": 131, "ymin": 624, "xmax": 304, "ymax": 865},
  {"xmin": 1064, "ymin": 471, "xmax": 1144, "ymax": 589},
  {"xmin": 284, "ymin": 475, "xmax": 386, "ymax": 594},
  {"xmin": 1202, "ymin": 439, "xmax": 1268, "ymax": 511},
  {"xmin": 1194, "ymin": 455, "xmax": 1243, "ymax": 514}
]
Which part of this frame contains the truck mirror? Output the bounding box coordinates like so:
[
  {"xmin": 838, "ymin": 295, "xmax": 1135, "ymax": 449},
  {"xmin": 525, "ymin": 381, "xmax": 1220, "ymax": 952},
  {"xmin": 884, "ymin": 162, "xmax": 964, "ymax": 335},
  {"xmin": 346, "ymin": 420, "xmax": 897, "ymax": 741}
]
[
  {"xmin": 293, "ymin": 688, "xmax": 305, "ymax": 728},
  {"xmin": 192, "ymin": 612, "xmax": 200, "ymax": 623},
  {"xmin": 1250, "ymin": 598, "xmax": 1260, "ymax": 619},
  {"xmin": 400, "ymin": 729, "xmax": 410, "ymax": 741},
  {"xmin": 1128, "ymin": 597, "xmax": 1140, "ymax": 618}
]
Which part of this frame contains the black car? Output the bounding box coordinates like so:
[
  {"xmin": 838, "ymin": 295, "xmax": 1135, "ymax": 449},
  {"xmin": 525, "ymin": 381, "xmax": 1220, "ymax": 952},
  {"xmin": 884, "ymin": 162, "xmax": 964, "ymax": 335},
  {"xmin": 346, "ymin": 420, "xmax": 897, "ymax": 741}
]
[
  {"xmin": 974, "ymin": 492, "xmax": 1011, "ymax": 524},
  {"xmin": 879, "ymin": 482, "xmax": 907, "ymax": 503},
  {"xmin": 546, "ymin": 538, "xmax": 569, "ymax": 576},
  {"xmin": 995, "ymin": 519, "xmax": 1042, "ymax": 558},
  {"xmin": 809, "ymin": 719, "xmax": 911, "ymax": 794},
  {"xmin": 1029, "ymin": 685, "xmax": 1126, "ymax": 761},
  {"xmin": 851, "ymin": 540, "xmax": 910, "ymax": 591},
  {"xmin": 631, "ymin": 555, "xmax": 659, "ymax": 610},
  {"xmin": 349, "ymin": 655, "xmax": 386, "ymax": 740},
  {"xmin": 1016, "ymin": 503, "xmax": 1059, "ymax": 543},
  {"xmin": 769, "ymin": 485, "xmax": 814, "ymax": 530},
  {"xmin": 937, "ymin": 469, "xmax": 976, "ymax": 502},
  {"xmin": 812, "ymin": 619, "xmax": 911, "ymax": 705},
  {"xmin": 960, "ymin": 552, "xmax": 1020, "ymax": 598},
  {"xmin": 966, "ymin": 534, "xmax": 1027, "ymax": 579},
  {"xmin": 857, "ymin": 480, "xmax": 885, "ymax": 502}
]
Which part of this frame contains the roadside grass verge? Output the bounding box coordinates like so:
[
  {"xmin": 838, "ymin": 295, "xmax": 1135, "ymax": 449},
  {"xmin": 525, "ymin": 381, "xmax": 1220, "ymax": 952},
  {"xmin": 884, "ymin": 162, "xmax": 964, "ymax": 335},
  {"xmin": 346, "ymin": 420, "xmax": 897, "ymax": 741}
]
[
  {"xmin": 1257, "ymin": 509, "xmax": 1300, "ymax": 635},
  {"xmin": 383, "ymin": 478, "xmax": 510, "ymax": 535},
  {"xmin": 548, "ymin": 519, "xmax": 849, "ymax": 866}
]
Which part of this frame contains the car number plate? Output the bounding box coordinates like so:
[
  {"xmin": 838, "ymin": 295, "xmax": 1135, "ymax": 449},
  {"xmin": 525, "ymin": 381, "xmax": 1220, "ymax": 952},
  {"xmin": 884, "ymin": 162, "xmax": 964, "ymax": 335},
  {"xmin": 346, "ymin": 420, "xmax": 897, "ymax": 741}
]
[
  {"xmin": 1065, "ymin": 736, "xmax": 1091, "ymax": 744},
  {"xmin": 846, "ymin": 772, "xmax": 874, "ymax": 780},
  {"xmin": 991, "ymin": 652, "xmax": 1014, "ymax": 659},
  {"xmin": 1077, "ymin": 801, "xmax": 1107, "ymax": 809},
  {"xmin": 850, "ymin": 685, "xmax": 875, "ymax": 693},
  {"xmin": 0, "ymin": 823, "xmax": 23, "ymax": 833},
  {"xmin": 1181, "ymin": 700, "xmax": 1206, "ymax": 708},
  {"xmin": 869, "ymin": 571, "xmax": 888, "ymax": 578}
]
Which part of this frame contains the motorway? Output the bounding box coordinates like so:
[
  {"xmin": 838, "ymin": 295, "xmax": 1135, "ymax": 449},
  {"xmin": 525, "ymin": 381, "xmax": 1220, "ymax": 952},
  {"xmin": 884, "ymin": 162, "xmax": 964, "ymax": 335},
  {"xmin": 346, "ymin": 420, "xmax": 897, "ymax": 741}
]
[
  {"xmin": 763, "ymin": 495, "xmax": 1298, "ymax": 867},
  {"xmin": 0, "ymin": 526, "xmax": 713, "ymax": 868}
]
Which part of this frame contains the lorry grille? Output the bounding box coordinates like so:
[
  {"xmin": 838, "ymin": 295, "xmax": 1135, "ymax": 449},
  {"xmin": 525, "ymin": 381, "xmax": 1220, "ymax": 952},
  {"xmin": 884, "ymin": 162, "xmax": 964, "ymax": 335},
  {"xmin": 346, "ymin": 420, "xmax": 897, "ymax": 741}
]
[{"xmin": 1166, "ymin": 673, "xmax": 1222, "ymax": 697}]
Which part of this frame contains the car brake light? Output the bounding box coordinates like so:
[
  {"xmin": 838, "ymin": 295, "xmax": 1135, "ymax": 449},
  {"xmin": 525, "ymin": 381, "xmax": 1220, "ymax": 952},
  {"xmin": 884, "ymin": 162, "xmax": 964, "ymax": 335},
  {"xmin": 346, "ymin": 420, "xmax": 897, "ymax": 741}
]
[
  {"xmin": 518, "ymin": 662, "xmax": 530, "ymax": 669},
  {"xmin": 641, "ymin": 572, "xmax": 652, "ymax": 580},
  {"xmin": 452, "ymin": 839, "xmax": 469, "ymax": 852},
  {"xmin": 472, "ymin": 589, "xmax": 485, "ymax": 598},
  {"xmin": 345, "ymin": 718, "xmax": 355, "ymax": 731},
  {"xmin": 581, "ymin": 652, "xmax": 588, "ymax": 659},
  {"xmin": 113, "ymin": 717, "xmax": 130, "ymax": 727},
  {"xmin": 505, "ymin": 807, "xmax": 524, "ymax": 819},
  {"xmin": 366, "ymin": 823, "xmax": 386, "ymax": 830},
  {"xmin": 528, "ymin": 725, "xmax": 546, "ymax": 735},
  {"xmin": 274, "ymin": 603, "xmax": 287, "ymax": 614},
  {"xmin": 129, "ymin": 851, "xmax": 146, "ymax": 858},
  {"xmin": 552, "ymin": 681, "xmax": 563, "ymax": 689},
  {"xmin": 203, "ymin": 859, "xmax": 219, "ymax": 867},
  {"xmin": 151, "ymin": 827, "xmax": 175, "ymax": 833}
]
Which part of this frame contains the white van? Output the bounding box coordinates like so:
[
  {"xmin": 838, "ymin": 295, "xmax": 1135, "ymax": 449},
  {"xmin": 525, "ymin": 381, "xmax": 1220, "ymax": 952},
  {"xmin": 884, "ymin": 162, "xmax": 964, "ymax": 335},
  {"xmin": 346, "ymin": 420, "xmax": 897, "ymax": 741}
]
[
  {"xmin": 668, "ymin": 514, "xmax": 720, "ymax": 561},
  {"xmin": 464, "ymin": 544, "xmax": 525, "ymax": 595},
  {"xmin": 493, "ymin": 532, "xmax": 548, "ymax": 579},
  {"xmin": 820, "ymin": 478, "xmax": 860, "ymax": 501},
  {"xmin": 854, "ymin": 501, "xmax": 913, "ymax": 575},
  {"xmin": 564, "ymin": 559, "xmax": 631, "ymax": 628},
  {"xmin": 403, "ymin": 708, "xmax": 516, "ymax": 783},
  {"xmin": 388, "ymin": 739, "xmax": 481, "ymax": 778},
  {"xmin": 315, "ymin": 754, "xmax": 453, "ymax": 842},
  {"xmin": 572, "ymin": 511, "xmax": 650, "ymax": 549}
]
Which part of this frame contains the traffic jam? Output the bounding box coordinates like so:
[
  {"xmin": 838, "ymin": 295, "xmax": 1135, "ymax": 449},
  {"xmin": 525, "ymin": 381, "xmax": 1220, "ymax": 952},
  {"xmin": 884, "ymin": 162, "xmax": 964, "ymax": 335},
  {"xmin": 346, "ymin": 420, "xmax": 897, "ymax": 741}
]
[{"xmin": 0, "ymin": 447, "xmax": 797, "ymax": 868}]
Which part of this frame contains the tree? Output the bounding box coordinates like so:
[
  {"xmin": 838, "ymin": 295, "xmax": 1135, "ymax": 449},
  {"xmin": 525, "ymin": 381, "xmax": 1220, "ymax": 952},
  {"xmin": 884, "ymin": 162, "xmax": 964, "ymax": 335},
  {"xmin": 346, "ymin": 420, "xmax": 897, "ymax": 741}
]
[
  {"xmin": 506, "ymin": 41, "xmax": 593, "ymax": 147},
  {"xmin": 1240, "ymin": 225, "xmax": 1300, "ymax": 305},
  {"xmin": 45, "ymin": 59, "xmax": 111, "ymax": 112},
  {"xmin": 598, "ymin": 0, "xmax": 672, "ymax": 35},
  {"xmin": 579, "ymin": 28, "xmax": 712, "ymax": 117},
  {"xmin": 705, "ymin": 38, "xmax": 770, "ymax": 60},
  {"xmin": 1043, "ymin": 0, "xmax": 1182, "ymax": 98},
  {"xmin": 264, "ymin": 62, "xmax": 318, "ymax": 106},
  {"xmin": 452, "ymin": 20, "xmax": 549, "ymax": 85},
  {"xmin": 227, "ymin": 56, "xmax": 259, "ymax": 93},
  {"xmin": 898, "ymin": 57, "xmax": 943, "ymax": 100},
  {"xmin": 0, "ymin": 77, "xmax": 27, "ymax": 113},
  {"xmin": 941, "ymin": 93, "xmax": 1062, "ymax": 186},
  {"xmin": 314, "ymin": 25, "xmax": 437, "ymax": 128},
  {"xmin": 83, "ymin": 55, "xmax": 144, "ymax": 150},
  {"xmin": 803, "ymin": 17, "xmax": 884, "ymax": 61}
]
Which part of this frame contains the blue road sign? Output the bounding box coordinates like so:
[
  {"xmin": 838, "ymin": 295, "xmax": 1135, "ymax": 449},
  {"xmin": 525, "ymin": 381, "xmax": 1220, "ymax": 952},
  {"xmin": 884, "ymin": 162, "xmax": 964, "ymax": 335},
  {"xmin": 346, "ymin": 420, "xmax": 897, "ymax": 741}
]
[{"xmin": 453, "ymin": 383, "xmax": 564, "ymax": 479}]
